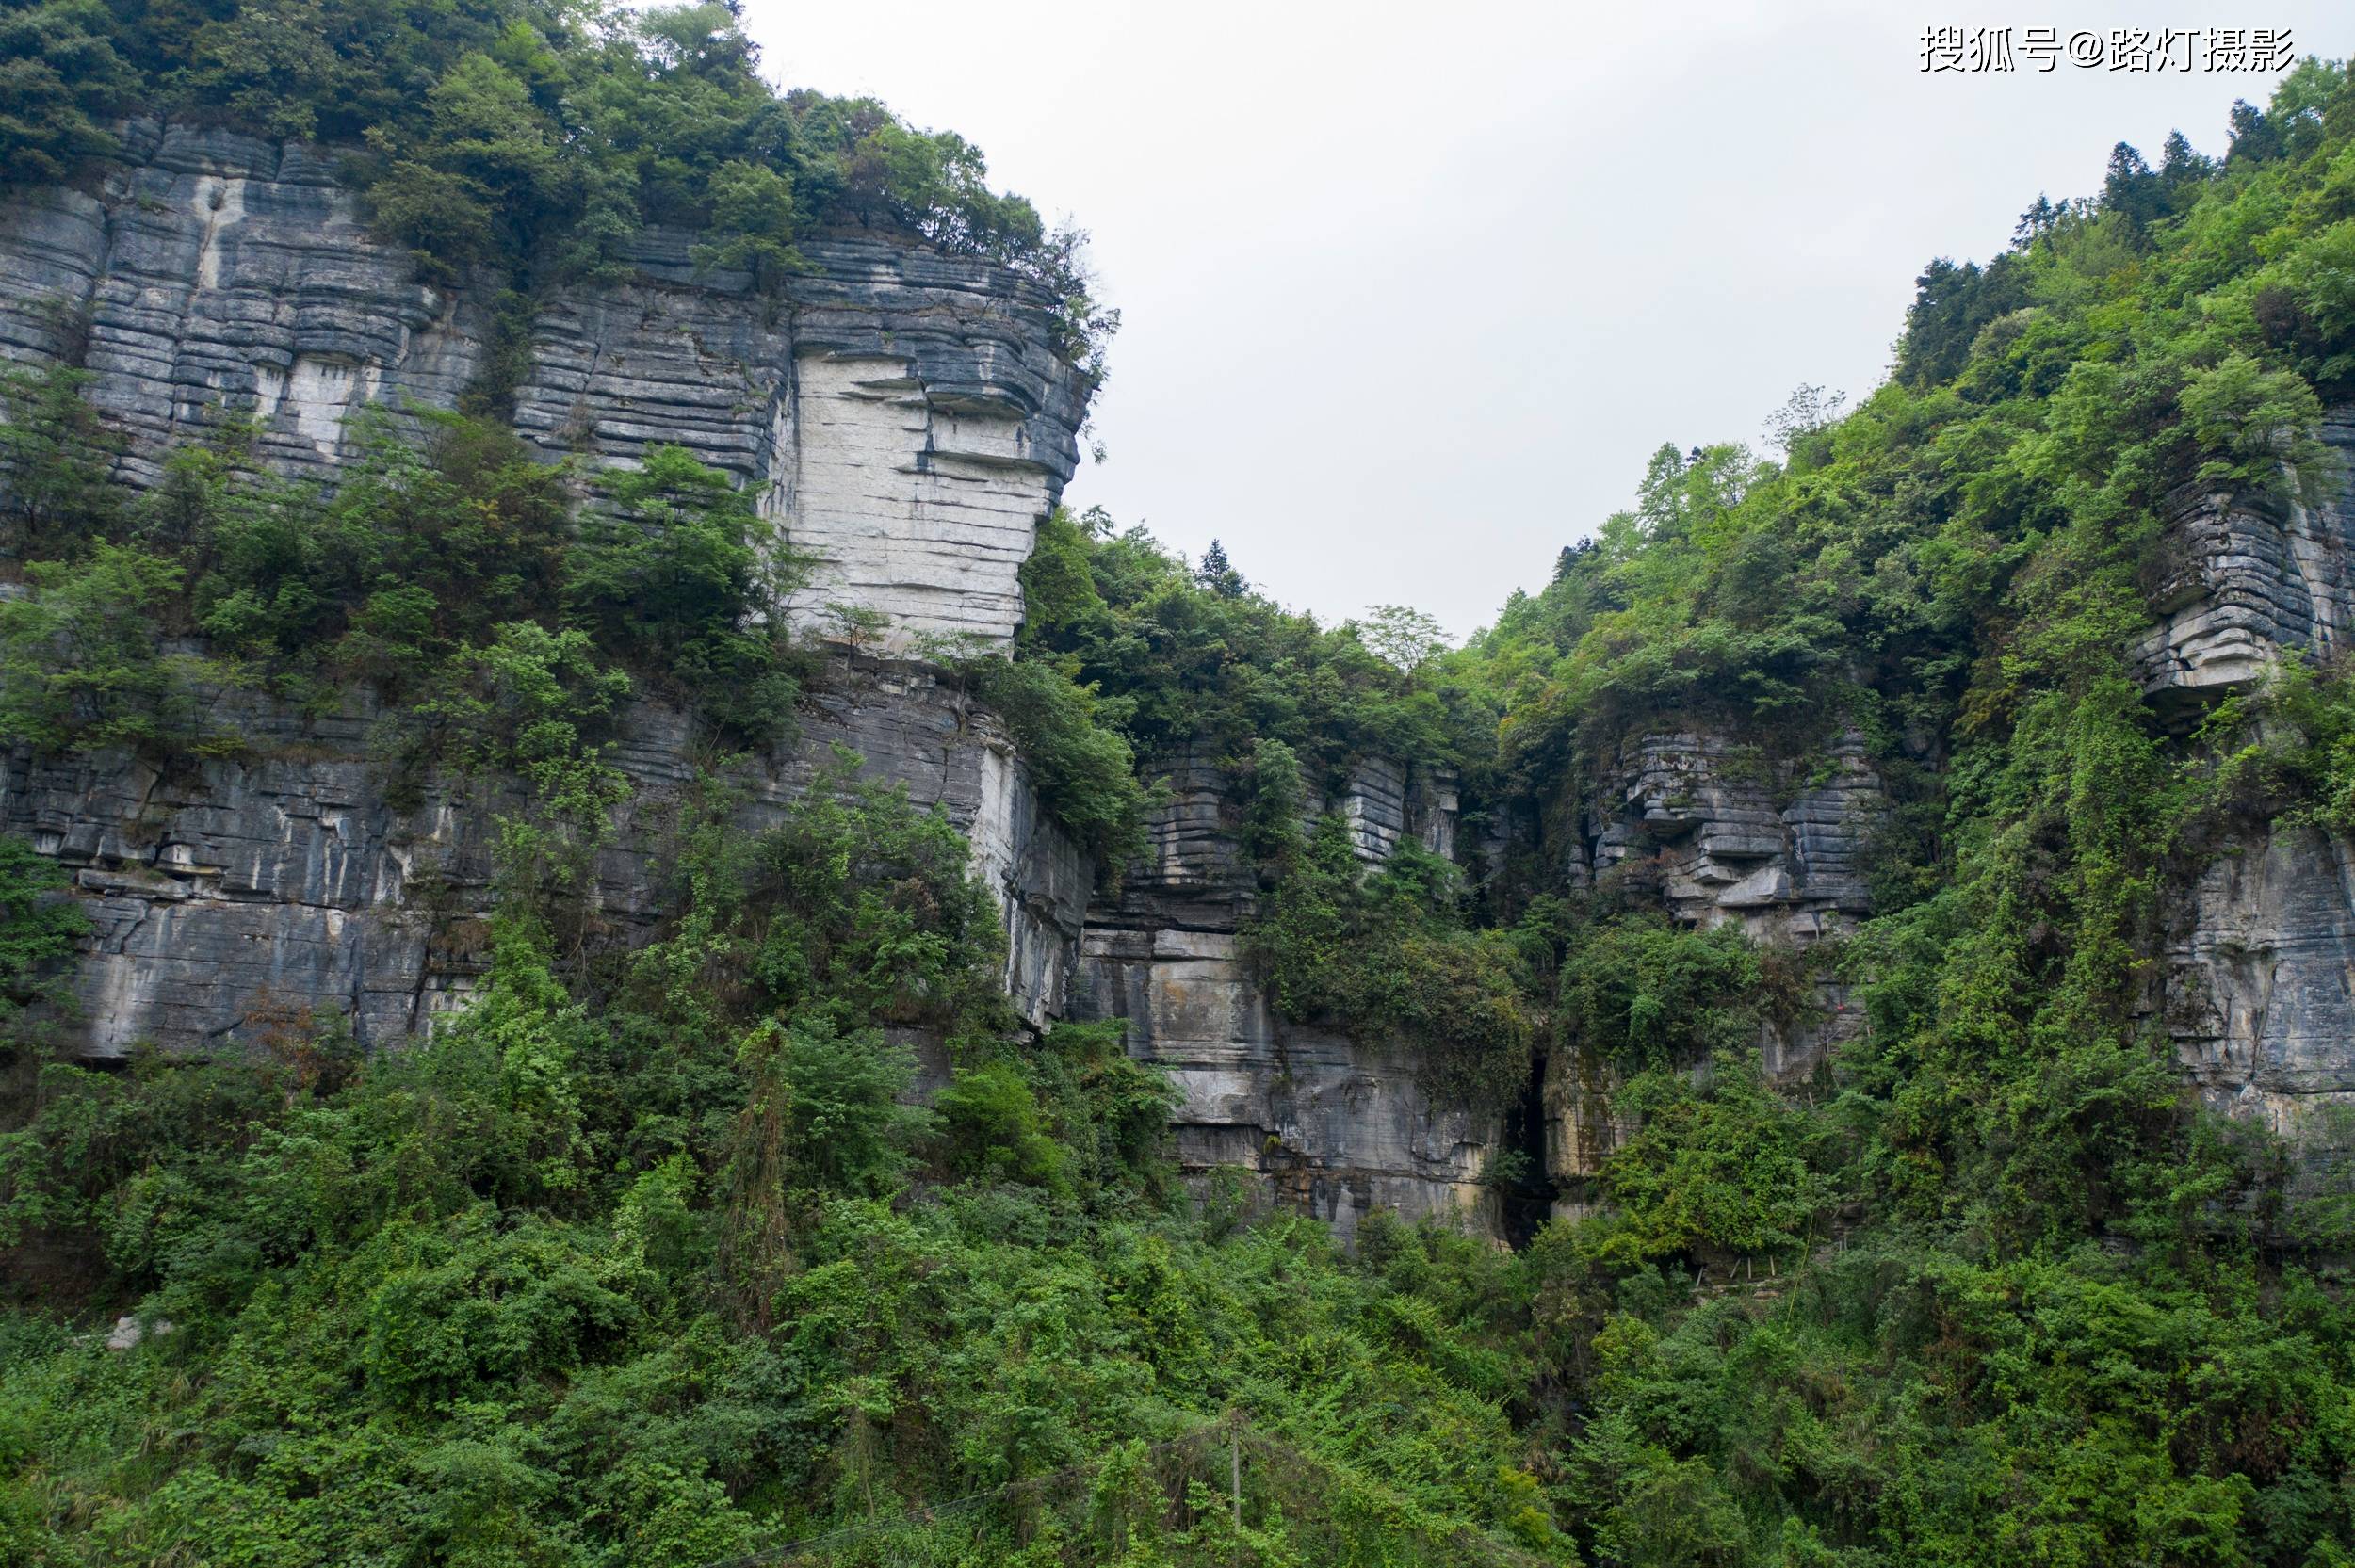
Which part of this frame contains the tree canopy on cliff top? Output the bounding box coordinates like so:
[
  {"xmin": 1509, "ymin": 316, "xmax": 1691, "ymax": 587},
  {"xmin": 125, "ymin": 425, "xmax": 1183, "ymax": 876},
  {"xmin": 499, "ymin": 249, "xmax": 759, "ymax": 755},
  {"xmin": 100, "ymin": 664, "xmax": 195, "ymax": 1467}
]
[{"xmin": 0, "ymin": 0, "xmax": 1111, "ymax": 368}]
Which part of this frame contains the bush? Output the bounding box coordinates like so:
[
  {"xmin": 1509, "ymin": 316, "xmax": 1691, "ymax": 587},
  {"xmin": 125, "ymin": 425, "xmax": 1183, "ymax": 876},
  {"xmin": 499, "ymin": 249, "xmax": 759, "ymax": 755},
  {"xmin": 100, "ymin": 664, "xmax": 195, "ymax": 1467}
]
[
  {"xmin": 972, "ymin": 655, "xmax": 1150, "ymax": 872},
  {"xmin": 931, "ymin": 1061, "xmax": 1068, "ymax": 1193},
  {"xmin": 0, "ymin": 837, "xmax": 88, "ymax": 1033},
  {"xmin": 1555, "ymin": 918, "xmax": 1765, "ymax": 1068},
  {"xmin": 0, "ymin": 545, "xmax": 227, "ymax": 756},
  {"xmin": 1248, "ymin": 816, "xmax": 1536, "ymax": 1109}
]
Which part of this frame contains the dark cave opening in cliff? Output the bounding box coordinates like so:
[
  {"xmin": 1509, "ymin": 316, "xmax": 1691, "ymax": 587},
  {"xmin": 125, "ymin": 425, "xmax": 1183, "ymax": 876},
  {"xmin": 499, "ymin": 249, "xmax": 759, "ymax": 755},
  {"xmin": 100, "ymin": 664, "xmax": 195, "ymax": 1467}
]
[{"xmin": 1498, "ymin": 1049, "xmax": 1557, "ymax": 1249}]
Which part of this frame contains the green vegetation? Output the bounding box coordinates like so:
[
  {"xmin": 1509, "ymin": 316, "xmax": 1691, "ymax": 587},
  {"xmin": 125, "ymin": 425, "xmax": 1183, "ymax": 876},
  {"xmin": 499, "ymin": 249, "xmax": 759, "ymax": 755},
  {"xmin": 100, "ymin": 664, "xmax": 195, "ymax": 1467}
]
[
  {"xmin": 0, "ymin": 775, "xmax": 1552, "ymax": 1565},
  {"xmin": 972, "ymin": 58, "xmax": 2355, "ymax": 1564},
  {"xmin": 0, "ymin": 0, "xmax": 1092, "ymax": 299},
  {"xmin": 1426, "ymin": 57, "xmax": 2355, "ymax": 1565},
  {"xmin": 3, "ymin": 39, "xmax": 2355, "ymax": 1568},
  {"xmin": 1006, "ymin": 507, "xmax": 1528, "ymax": 1082},
  {"xmin": 1013, "ymin": 508, "xmax": 1478, "ymax": 787},
  {"xmin": 1245, "ymin": 813, "xmax": 1535, "ymax": 1110},
  {"xmin": 0, "ymin": 397, "xmax": 807, "ymax": 772}
]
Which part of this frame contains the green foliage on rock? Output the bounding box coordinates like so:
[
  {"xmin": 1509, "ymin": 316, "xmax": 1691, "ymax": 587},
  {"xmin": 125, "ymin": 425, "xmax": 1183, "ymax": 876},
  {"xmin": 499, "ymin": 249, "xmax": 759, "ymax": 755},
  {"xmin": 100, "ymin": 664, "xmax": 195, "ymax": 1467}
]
[
  {"xmin": 0, "ymin": 0, "xmax": 1114, "ymax": 365},
  {"xmin": 0, "ymin": 394, "xmax": 807, "ymax": 768},
  {"xmin": 0, "ymin": 777, "xmax": 1552, "ymax": 1566},
  {"xmin": 1430, "ymin": 57, "xmax": 2355, "ymax": 1565},
  {"xmin": 1246, "ymin": 816, "xmax": 1536, "ymax": 1110},
  {"xmin": 5, "ymin": 40, "xmax": 2355, "ymax": 1568}
]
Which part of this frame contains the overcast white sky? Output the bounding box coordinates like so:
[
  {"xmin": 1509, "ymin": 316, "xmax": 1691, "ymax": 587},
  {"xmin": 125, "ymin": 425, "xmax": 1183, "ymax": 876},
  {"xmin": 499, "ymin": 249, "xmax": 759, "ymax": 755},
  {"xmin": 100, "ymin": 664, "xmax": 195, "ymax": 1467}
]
[{"xmin": 738, "ymin": 1, "xmax": 2347, "ymax": 639}]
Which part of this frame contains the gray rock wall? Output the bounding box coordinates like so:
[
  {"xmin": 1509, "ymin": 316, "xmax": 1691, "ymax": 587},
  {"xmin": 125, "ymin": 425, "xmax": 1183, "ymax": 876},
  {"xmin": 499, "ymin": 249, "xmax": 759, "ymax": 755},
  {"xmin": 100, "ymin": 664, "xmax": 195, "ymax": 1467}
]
[
  {"xmin": 2133, "ymin": 413, "xmax": 2355, "ymax": 1144},
  {"xmin": 19, "ymin": 132, "xmax": 2355, "ymax": 1239},
  {"xmin": 1069, "ymin": 752, "xmax": 1501, "ymax": 1241},
  {"xmin": 2133, "ymin": 412, "xmax": 2355, "ymax": 699},
  {"xmin": 1536, "ymin": 728, "xmax": 1888, "ymax": 1202},
  {"xmin": 1585, "ymin": 729, "xmax": 1886, "ymax": 947},
  {"xmin": 0, "ymin": 136, "xmax": 1502, "ymax": 1239},
  {"xmin": 1, "ymin": 660, "xmax": 1090, "ymax": 1055},
  {"xmin": 2161, "ymin": 822, "xmax": 2355, "ymax": 1143},
  {"xmin": 0, "ymin": 122, "xmax": 1094, "ymax": 654}
]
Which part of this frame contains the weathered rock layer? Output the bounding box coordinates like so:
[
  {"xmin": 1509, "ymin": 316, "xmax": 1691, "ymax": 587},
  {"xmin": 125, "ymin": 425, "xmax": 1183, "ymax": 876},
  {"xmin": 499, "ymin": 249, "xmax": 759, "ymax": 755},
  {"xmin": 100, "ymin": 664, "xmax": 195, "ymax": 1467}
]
[
  {"xmin": 1066, "ymin": 753, "xmax": 1493, "ymax": 1240},
  {"xmin": 0, "ymin": 121, "xmax": 1093, "ymax": 653},
  {"xmin": 8, "ymin": 133, "xmax": 2355, "ymax": 1237},
  {"xmin": 0, "ymin": 130, "xmax": 1505, "ymax": 1237},
  {"xmin": 3, "ymin": 663, "xmax": 1088, "ymax": 1054}
]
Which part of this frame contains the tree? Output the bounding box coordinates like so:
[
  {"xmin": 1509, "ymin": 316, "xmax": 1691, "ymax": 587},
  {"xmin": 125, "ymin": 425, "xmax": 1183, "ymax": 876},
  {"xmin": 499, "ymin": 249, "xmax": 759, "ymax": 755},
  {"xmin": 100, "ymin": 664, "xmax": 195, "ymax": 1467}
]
[
  {"xmin": 1895, "ymin": 253, "xmax": 2026, "ymax": 388},
  {"xmin": 1762, "ymin": 383, "xmax": 1847, "ymax": 455},
  {"xmin": 0, "ymin": 834, "xmax": 89, "ymax": 1030},
  {"xmin": 2100, "ymin": 140, "xmax": 2165, "ymax": 232},
  {"xmin": 1356, "ymin": 605, "xmax": 1450, "ymax": 673},
  {"xmin": 1194, "ymin": 538, "xmax": 1246, "ymax": 597},
  {"xmin": 0, "ymin": 546, "xmax": 223, "ymax": 756},
  {"xmin": 0, "ymin": 362, "xmax": 120, "ymax": 552},
  {"xmin": 692, "ymin": 160, "xmax": 806, "ymax": 289},
  {"xmin": 2227, "ymin": 99, "xmax": 2282, "ymax": 164},
  {"xmin": 0, "ymin": 0, "xmax": 133, "ymax": 186},
  {"xmin": 2014, "ymin": 193, "xmax": 2061, "ymax": 245}
]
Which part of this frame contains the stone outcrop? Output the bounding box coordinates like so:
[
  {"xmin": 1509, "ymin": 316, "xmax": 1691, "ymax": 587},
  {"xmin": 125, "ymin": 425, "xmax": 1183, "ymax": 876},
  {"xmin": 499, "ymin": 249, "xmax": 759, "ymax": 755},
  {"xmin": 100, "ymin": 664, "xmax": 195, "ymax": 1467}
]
[
  {"xmin": 2133, "ymin": 412, "xmax": 2355, "ymax": 701},
  {"xmin": 13, "ymin": 128, "xmax": 2355, "ymax": 1242},
  {"xmin": 0, "ymin": 123, "xmax": 1093, "ymax": 1055},
  {"xmin": 1584, "ymin": 730, "xmax": 1886, "ymax": 946},
  {"xmin": 2161, "ymin": 822, "xmax": 2355, "ymax": 1143},
  {"xmin": 1, "ymin": 661, "xmax": 1087, "ymax": 1055},
  {"xmin": 2131, "ymin": 412, "xmax": 2355, "ymax": 1145},
  {"xmin": 1536, "ymin": 729, "xmax": 1889, "ymax": 1200},
  {"xmin": 0, "ymin": 121, "xmax": 1092, "ymax": 654},
  {"xmin": 0, "ymin": 133, "xmax": 1509, "ymax": 1239},
  {"xmin": 1539, "ymin": 416, "xmax": 2355, "ymax": 1198},
  {"xmin": 1069, "ymin": 753, "xmax": 1497, "ymax": 1240}
]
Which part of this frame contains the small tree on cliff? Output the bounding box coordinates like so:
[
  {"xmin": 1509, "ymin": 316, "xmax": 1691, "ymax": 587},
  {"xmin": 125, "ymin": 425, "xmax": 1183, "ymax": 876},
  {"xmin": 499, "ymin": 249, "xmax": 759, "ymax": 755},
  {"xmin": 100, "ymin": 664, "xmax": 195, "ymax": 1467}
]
[{"xmin": 1194, "ymin": 539, "xmax": 1246, "ymax": 598}]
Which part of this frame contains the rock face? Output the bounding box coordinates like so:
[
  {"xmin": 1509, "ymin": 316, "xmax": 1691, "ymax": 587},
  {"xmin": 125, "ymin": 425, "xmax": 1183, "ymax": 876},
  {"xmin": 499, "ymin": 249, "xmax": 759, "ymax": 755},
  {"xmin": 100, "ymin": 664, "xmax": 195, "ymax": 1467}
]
[
  {"xmin": 0, "ymin": 121, "xmax": 1092, "ymax": 654},
  {"xmin": 13, "ymin": 131, "xmax": 2355, "ymax": 1239},
  {"xmin": 0, "ymin": 123, "xmax": 1092, "ymax": 1050},
  {"xmin": 2136, "ymin": 413, "xmax": 2355, "ymax": 1146},
  {"xmin": 2162, "ymin": 822, "xmax": 2355, "ymax": 1144},
  {"xmin": 1537, "ymin": 729, "xmax": 1890, "ymax": 1196},
  {"xmin": 1589, "ymin": 728, "xmax": 1883, "ymax": 1072},
  {"xmin": 1068, "ymin": 753, "xmax": 1499, "ymax": 1241},
  {"xmin": 1584, "ymin": 730, "xmax": 1886, "ymax": 947},
  {"xmin": 1537, "ymin": 417, "xmax": 2355, "ymax": 1193},
  {"xmin": 0, "ymin": 129, "xmax": 482, "ymax": 486},
  {"xmin": 2133, "ymin": 412, "xmax": 2355, "ymax": 700},
  {"xmin": 0, "ymin": 134, "xmax": 1506, "ymax": 1240},
  {"xmin": 1, "ymin": 662, "xmax": 1089, "ymax": 1055}
]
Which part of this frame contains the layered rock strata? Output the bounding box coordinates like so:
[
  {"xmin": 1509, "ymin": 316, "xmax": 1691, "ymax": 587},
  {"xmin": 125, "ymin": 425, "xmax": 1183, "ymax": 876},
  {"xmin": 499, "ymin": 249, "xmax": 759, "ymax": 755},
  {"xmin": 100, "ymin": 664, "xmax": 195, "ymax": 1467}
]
[
  {"xmin": 2132, "ymin": 412, "xmax": 2355, "ymax": 699},
  {"xmin": 1540, "ymin": 729, "xmax": 1891, "ymax": 1196},
  {"xmin": 0, "ymin": 134, "xmax": 1506, "ymax": 1236},
  {"xmin": 0, "ymin": 121, "xmax": 1092, "ymax": 654},
  {"xmin": 1069, "ymin": 753, "xmax": 1496, "ymax": 1240},
  {"xmin": 0, "ymin": 662, "xmax": 1087, "ymax": 1055},
  {"xmin": 2137, "ymin": 414, "xmax": 2355, "ymax": 1142}
]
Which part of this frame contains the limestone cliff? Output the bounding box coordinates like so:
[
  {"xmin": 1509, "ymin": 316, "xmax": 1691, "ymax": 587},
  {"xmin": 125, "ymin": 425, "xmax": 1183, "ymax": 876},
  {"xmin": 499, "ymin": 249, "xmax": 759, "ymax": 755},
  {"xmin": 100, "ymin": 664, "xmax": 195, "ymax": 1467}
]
[
  {"xmin": 1538, "ymin": 413, "xmax": 2355, "ymax": 1200},
  {"xmin": 9, "ymin": 127, "xmax": 2355, "ymax": 1246},
  {"xmin": 1531, "ymin": 730, "xmax": 1888, "ymax": 1198},
  {"xmin": 1067, "ymin": 752, "xmax": 1491, "ymax": 1242},
  {"xmin": 0, "ymin": 124, "xmax": 1096, "ymax": 1043},
  {"xmin": 0, "ymin": 127, "xmax": 1502, "ymax": 1237},
  {"xmin": 0, "ymin": 121, "xmax": 1090, "ymax": 654},
  {"xmin": 7, "ymin": 664, "xmax": 1094, "ymax": 1050},
  {"xmin": 2136, "ymin": 414, "xmax": 2355, "ymax": 1147}
]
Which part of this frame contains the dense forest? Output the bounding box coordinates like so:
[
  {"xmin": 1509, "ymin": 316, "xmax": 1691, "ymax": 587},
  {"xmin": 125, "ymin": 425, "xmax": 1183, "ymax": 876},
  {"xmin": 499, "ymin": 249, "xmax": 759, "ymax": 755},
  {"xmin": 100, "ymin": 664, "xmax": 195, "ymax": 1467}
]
[{"xmin": 3, "ymin": 1, "xmax": 2355, "ymax": 1561}]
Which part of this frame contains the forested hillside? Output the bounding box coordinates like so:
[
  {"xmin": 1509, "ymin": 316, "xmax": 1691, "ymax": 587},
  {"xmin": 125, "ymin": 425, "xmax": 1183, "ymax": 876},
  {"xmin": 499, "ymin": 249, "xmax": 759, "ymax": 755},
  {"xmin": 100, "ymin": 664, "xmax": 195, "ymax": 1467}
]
[{"xmin": 3, "ymin": 1, "xmax": 2355, "ymax": 1560}]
